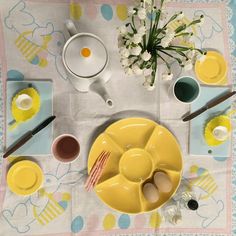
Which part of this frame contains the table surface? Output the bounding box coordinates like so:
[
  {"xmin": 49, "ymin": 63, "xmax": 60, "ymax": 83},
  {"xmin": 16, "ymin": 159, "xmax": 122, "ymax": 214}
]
[{"xmin": 0, "ymin": 0, "xmax": 236, "ymax": 236}]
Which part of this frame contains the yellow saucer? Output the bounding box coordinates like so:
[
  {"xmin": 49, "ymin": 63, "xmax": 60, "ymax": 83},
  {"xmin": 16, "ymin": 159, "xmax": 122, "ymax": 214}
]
[
  {"xmin": 7, "ymin": 160, "xmax": 43, "ymax": 196},
  {"xmin": 10, "ymin": 87, "xmax": 40, "ymax": 130},
  {"xmin": 195, "ymin": 51, "xmax": 227, "ymax": 85},
  {"xmin": 88, "ymin": 118, "xmax": 183, "ymax": 213},
  {"xmin": 204, "ymin": 115, "xmax": 231, "ymax": 146}
]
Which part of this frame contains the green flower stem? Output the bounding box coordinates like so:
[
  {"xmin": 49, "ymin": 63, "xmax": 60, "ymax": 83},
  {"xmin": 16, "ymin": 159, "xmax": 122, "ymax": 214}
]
[
  {"xmin": 156, "ymin": 53, "xmax": 171, "ymax": 71},
  {"xmin": 159, "ymin": 49, "xmax": 182, "ymax": 64},
  {"xmin": 174, "ymin": 50, "xmax": 189, "ymax": 59},
  {"xmin": 148, "ymin": 9, "xmax": 161, "ymax": 46},
  {"xmin": 149, "ymin": 0, "xmax": 154, "ymax": 32},
  {"xmin": 129, "ymin": 58, "xmax": 140, "ymax": 67},
  {"xmin": 131, "ymin": 15, "xmax": 137, "ymax": 33},
  {"xmin": 160, "ymin": 0, "xmax": 165, "ymax": 7},
  {"xmin": 156, "ymin": 45, "xmax": 189, "ymax": 52},
  {"xmin": 153, "ymin": 9, "xmax": 161, "ymax": 30},
  {"xmin": 188, "ymin": 19, "xmax": 201, "ymax": 27},
  {"xmin": 162, "ymin": 13, "xmax": 178, "ymax": 30},
  {"xmin": 175, "ymin": 24, "xmax": 186, "ymax": 34},
  {"xmin": 175, "ymin": 32, "xmax": 192, "ymax": 38},
  {"xmin": 151, "ymin": 55, "xmax": 157, "ymax": 85},
  {"xmin": 126, "ymin": 23, "xmax": 136, "ymax": 33},
  {"xmin": 167, "ymin": 45, "xmax": 205, "ymax": 54},
  {"xmin": 159, "ymin": 47, "xmax": 189, "ymax": 59}
]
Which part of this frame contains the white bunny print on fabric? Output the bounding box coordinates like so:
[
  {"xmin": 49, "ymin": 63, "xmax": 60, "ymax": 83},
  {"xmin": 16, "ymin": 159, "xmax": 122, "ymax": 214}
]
[
  {"xmin": 192, "ymin": 10, "xmax": 223, "ymax": 49},
  {"xmin": 186, "ymin": 165, "xmax": 225, "ymax": 228},
  {"xmin": 4, "ymin": 0, "xmax": 67, "ymax": 79},
  {"xmin": 2, "ymin": 163, "xmax": 85, "ymax": 233}
]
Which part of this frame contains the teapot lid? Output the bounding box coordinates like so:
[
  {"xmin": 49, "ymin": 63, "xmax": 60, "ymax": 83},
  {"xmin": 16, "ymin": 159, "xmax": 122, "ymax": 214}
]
[{"xmin": 64, "ymin": 34, "xmax": 108, "ymax": 78}]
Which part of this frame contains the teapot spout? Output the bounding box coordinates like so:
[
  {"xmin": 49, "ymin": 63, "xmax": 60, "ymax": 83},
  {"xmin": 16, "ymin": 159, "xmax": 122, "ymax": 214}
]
[{"xmin": 90, "ymin": 81, "xmax": 113, "ymax": 108}]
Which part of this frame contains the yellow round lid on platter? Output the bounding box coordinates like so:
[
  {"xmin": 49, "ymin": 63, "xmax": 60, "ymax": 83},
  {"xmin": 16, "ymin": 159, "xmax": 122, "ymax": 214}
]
[
  {"xmin": 7, "ymin": 160, "xmax": 43, "ymax": 196},
  {"xmin": 195, "ymin": 51, "xmax": 227, "ymax": 85}
]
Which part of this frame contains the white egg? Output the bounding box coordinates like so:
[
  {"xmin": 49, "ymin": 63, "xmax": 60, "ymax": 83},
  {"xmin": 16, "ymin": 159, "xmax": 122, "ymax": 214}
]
[
  {"xmin": 142, "ymin": 183, "xmax": 159, "ymax": 203},
  {"xmin": 212, "ymin": 126, "xmax": 228, "ymax": 141},
  {"xmin": 154, "ymin": 172, "xmax": 172, "ymax": 193}
]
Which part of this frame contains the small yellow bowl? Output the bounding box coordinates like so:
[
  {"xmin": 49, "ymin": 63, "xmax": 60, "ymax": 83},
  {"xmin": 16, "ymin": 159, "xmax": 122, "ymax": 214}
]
[
  {"xmin": 7, "ymin": 160, "xmax": 44, "ymax": 196},
  {"xmin": 204, "ymin": 115, "xmax": 231, "ymax": 146}
]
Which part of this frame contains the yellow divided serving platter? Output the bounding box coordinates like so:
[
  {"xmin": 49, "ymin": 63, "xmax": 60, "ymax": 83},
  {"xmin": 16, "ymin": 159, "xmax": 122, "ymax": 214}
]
[
  {"xmin": 88, "ymin": 118, "xmax": 183, "ymax": 213},
  {"xmin": 195, "ymin": 51, "xmax": 227, "ymax": 85}
]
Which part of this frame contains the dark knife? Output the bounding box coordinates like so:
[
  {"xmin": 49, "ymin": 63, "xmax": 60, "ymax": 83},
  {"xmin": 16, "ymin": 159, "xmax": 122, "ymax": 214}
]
[
  {"xmin": 3, "ymin": 116, "xmax": 56, "ymax": 158},
  {"xmin": 183, "ymin": 91, "xmax": 236, "ymax": 122}
]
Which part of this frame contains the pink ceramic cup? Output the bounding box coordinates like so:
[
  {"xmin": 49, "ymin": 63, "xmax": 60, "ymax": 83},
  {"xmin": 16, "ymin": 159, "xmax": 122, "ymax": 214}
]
[{"xmin": 51, "ymin": 134, "xmax": 80, "ymax": 163}]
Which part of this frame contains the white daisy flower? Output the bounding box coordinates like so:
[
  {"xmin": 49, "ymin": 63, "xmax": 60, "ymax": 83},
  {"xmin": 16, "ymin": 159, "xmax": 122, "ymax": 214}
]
[
  {"xmin": 141, "ymin": 50, "xmax": 152, "ymax": 61},
  {"xmin": 120, "ymin": 47, "xmax": 130, "ymax": 58},
  {"xmin": 137, "ymin": 8, "xmax": 146, "ymax": 20},
  {"xmin": 162, "ymin": 72, "xmax": 173, "ymax": 81},
  {"xmin": 130, "ymin": 46, "xmax": 142, "ymax": 56},
  {"xmin": 132, "ymin": 33, "xmax": 143, "ymax": 44},
  {"xmin": 132, "ymin": 64, "xmax": 143, "ymax": 75}
]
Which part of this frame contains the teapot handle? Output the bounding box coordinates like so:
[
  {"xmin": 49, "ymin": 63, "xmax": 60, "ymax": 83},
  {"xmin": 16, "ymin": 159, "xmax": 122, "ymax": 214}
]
[{"xmin": 65, "ymin": 19, "xmax": 78, "ymax": 37}]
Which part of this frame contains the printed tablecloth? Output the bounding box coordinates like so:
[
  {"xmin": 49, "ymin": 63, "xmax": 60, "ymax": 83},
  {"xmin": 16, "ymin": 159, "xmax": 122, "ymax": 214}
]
[{"xmin": 0, "ymin": 0, "xmax": 236, "ymax": 235}]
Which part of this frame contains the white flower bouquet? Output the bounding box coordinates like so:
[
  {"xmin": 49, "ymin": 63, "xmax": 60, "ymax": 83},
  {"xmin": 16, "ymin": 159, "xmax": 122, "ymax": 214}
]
[{"xmin": 118, "ymin": 0, "xmax": 206, "ymax": 90}]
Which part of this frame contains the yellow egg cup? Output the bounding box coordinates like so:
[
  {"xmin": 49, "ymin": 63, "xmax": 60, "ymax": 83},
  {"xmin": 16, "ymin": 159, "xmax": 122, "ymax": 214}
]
[
  {"xmin": 204, "ymin": 112, "xmax": 234, "ymax": 146},
  {"xmin": 9, "ymin": 87, "xmax": 41, "ymax": 130},
  {"xmin": 88, "ymin": 118, "xmax": 183, "ymax": 214}
]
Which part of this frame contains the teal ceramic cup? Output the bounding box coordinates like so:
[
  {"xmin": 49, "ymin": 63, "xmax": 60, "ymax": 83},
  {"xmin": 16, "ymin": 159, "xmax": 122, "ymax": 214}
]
[{"xmin": 171, "ymin": 76, "xmax": 200, "ymax": 104}]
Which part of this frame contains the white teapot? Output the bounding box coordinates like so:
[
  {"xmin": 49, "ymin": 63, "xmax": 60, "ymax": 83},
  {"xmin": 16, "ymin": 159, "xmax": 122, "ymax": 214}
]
[{"xmin": 62, "ymin": 20, "xmax": 113, "ymax": 107}]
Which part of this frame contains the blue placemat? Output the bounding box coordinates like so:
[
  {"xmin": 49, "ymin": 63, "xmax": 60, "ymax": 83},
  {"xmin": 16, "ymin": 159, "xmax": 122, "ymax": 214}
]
[
  {"xmin": 6, "ymin": 80, "xmax": 53, "ymax": 155},
  {"xmin": 189, "ymin": 86, "xmax": 232, "ymax": 157}
]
